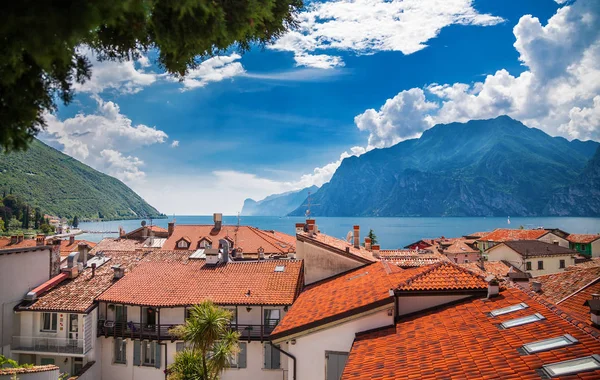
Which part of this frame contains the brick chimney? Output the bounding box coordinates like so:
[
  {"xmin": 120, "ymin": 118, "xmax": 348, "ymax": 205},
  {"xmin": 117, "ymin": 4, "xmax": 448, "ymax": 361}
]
[
  {"xmin": 307, "ymin": 219, "xmax": 316, "ymax": 237},
  {"xmin": 372, "ymin": 244, "xmax": 380, "ymax": 258},
  {"xmin": 36, "ymin": 234, "xmax": 45, "ymax": 246},
  {"xmin": 213, "ymin": 213, "xmax": 222, "ymax": 231},
  {"xmin": 585, "ymin": 294, "xmax": 600, "ymax": 326},
  {"xmin": 168, "ymin": 222, "xmax": 175, "ymax": 237},
  {"xmin": 10, "ymin": 235, "xmax": 17, "ymax": 245},
  {"xmin": 295, "ymin": 223, "xmax": 305, "ymax": 234},
  {"xmin": 364, "ymin": 237, "xmax": 372, "ymax": 251},
  {"xmin": 69, "ymin": 235, "xmax": 75, "ymax": 245},
  {"xmin": 353, "ymin": 225, "xmax": 360, "ymax": 249},
  {"xmin": 17, "ymin": 234, "xmax": 24, "ymax": 243}
]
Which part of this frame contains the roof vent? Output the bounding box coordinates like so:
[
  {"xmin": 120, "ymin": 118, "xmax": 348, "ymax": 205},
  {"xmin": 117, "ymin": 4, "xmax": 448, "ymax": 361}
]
[
  {"xmin": 111, "ymin": 264, "xmax": 125, "ymax": 280},
  {"xmin": 531, "ymin": 281, "xmax": 542, "ymax": 293},
  {"xmin": 275, "ymin": 265, "xmax": 285, "ymax": 272},
  {"xmin": 205, "ymin": 248, "xmax": 221, "ymax": 266},
  {"xmin": 258, "ymin": 247, "xmax": 265, "ymax": 260}
]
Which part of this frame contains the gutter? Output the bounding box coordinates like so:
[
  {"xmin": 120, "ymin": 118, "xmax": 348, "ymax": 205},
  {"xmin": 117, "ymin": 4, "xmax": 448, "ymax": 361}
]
[{"xmin": 269, "ymin": 342, "xmax": 296, "ymax": 380}]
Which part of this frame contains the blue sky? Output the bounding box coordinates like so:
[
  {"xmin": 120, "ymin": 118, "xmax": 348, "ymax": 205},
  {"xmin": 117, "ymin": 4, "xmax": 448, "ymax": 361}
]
[{"xmin": 41, "ymin": 0, "xmax": 600, "ymax": 214}]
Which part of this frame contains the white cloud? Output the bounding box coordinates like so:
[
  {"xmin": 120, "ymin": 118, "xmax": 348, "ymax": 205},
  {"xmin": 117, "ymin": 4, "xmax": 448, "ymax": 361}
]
[
  {"xmin": 171, "ymin": 54, "xmax": 246, "ymax": 90},
  {"xmin": 44, "ymin": 96, "xmax": 167, "ymax": 182},
  {"xmin": 559, "ymin": 95, "xmax": 600, "ymax": 141},
  {"xmin": 269, "ymin": 0, "xmax": 503, "ymax": 68},
  {"xmin": 74, "ymin": 48, "xmax": 157, "ymax": 94},
  {"xmin": 170, "ymin": 140, "xmax": 180, "ymax": 148}
]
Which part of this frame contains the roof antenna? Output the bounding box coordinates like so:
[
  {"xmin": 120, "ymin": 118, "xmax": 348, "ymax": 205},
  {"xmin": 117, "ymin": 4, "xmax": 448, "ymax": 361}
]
[
  {"xmin": 303, "ymin": 191, "xmax": 320, "ymax": 220},
  {"xmin": 235, "ymin": 212, "xmax": 240, "ymax": 248}
]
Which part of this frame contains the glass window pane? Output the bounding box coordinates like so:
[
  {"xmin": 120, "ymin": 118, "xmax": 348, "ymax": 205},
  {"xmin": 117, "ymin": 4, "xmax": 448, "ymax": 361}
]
[
  {"xmin": 490, "ymin": 303, "xmax": 528, "ymax": 317},
  {"xmin": 523, "ymin": 335, "xmax": 578, "ymax": 354},
  {"xmin": 501, "ymin": 313, "xmax": 545, "ymax": 329},
  {"xmin": 544, "ymin": 356, "xmax": 600, "ymax": 377}
]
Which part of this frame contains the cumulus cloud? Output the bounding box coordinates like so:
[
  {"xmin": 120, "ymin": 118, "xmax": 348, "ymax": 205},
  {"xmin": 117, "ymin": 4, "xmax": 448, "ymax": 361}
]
[
  {"xmin": 44, "ymin": 96, "xmax": 168, "ymax": 182},
  {"xmin": 74, "ymin": 48, "xmax": 157, "ymax": 94},
  {"xmin": 269, "ymin": 0, "xmax": 503, "ymax": 68},
  {"xmin": 171, "ymin": 140, "xmax": 180, "ymax": 148},
  {"xmin": 171, "ymin": 54, "xmax": 246, "ymax": 90}
]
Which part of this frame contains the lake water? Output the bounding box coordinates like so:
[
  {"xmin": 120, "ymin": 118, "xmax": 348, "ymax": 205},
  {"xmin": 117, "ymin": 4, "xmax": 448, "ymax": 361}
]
[{"xmin": 78, "ymin": 216, "xmax": 600, "ymax": 249}]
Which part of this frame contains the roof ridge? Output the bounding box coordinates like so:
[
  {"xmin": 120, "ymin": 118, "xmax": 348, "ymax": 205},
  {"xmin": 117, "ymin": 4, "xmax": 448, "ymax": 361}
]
[
  {"xmin": 557, "ymin": 276, "xmax": 600, "ymax": 305},
  {"xmin": 246, "ymin": 226, "xmax": 286, "ymax": 253},
  {"xmin": 510, "ymin": 282, "xmax": 600, "ymax": 341},
  {"xmin": 395, "ymin": 261, "xmax": 445, "ymax": 287}
]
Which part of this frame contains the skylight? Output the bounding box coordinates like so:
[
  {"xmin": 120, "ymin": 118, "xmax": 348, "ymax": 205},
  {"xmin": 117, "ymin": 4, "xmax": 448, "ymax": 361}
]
[
  {"xmin": 500, "ymin": 313, "xmax": 545, "ymax": 329},
  {"xmin": 274, "ymin": 265, "xmax": 285, "ymax": 272},
  {"xmin": 489, "ymin": 303, "xmax": 529, "ymax": 317},
  {"xmin": 520, "ymin": 334, "xmax": 578, "ymax": 355},
  {"xmin": 541, "ymin": 355, "xmax": 600, "ymax": 378}
]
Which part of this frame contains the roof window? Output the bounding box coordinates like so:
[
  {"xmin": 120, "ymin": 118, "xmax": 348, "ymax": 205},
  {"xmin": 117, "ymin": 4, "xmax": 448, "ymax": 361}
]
[
  {"xmin": 519, "ymin": 334, "xmax": 578, "ymax": 355},
  {"xmin": 500, "ymin": 313, "xmax": 545, "ymax": 329},
  {"xmin": 541, "ymin": 355, "xmax": 600, "ymax": 378},
  {"xmin": 489, "ymin": 302, "xmax": 529, "ymax": 317},
  {"xmin": 274, "ymin": 265, "xmax": 285, "ymax": 272}
]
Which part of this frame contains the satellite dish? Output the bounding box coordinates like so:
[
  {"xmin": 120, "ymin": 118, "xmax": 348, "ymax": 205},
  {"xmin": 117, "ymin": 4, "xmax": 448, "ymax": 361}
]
[
  {"xmin": 346, "ymin": 231, "xmax": 353, "ymax": 243},
  {"xmin": 141, "ymin": 220, "xmax": 147, "ymax": 227}
]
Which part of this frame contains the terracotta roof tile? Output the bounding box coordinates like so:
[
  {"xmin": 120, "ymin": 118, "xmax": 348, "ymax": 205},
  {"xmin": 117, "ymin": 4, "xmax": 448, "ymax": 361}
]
[
  {"xmin": 396, "ymin": 261, "xmax": 488, "ymax": 292},
  {"xmin": 569, "ymin": 258, "xmax": 600, "ymax": 270},
  {"xmin": 163, "ymin": 225, "xmax": 295, "ymax": 255},
  {"xmin": 89, "ymin": 238, "xmax": 147, "ymax": 254},
  {"xmin": 96, "ymin": 259, "xmax": 303, "ymax": 307},
  {"xmin": 55, "ymin": 239, "xmax": 96, "ymax": 257},
  {"xmin": 480, "ymin": 229, "xmax": 549, "ymax": 242},
  {"xmin": 558, "ymin": 281, "xmax": 600, "ymax": 326},
  {"xmin": 444, "ymin": 240, "xmax": 479, "ymax": 254},
  {"xmin": 496, "ymin": 240, "xmax": 579, "ymax": 258},
  {"xmin": 0, "ymin": 237, "xmax": 38, "ymax": 250},
  {"xmin": 297, "ymin": 232, "xmax": 378, "ymax": 263},
  {"xmin": 0, "ymin": 365, "xmax": 59, "ymax": 375},
  {"xmin": 567, "ymin": 234, "xmax": 600, "ymax": 244},
  {"xmin": 380, "ymin": 249, "xmax": 449, "ymax": 267},
  {"xmin": 459, "ymin": 261, "xmax": 516, "ymax": 280},
  {"xmin": 535, "ymin": 267, "xmax": 600, "ymax": 304},
  {"xmin": 342, "ymin": 287, "xmax": 600, "ymax": 380}
]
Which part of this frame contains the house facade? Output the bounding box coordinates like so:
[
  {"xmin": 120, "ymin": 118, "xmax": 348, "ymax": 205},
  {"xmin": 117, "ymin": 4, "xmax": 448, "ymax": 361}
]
[
  {"xmin": 477, "ymin": 228, "xmax": 569, "ymax": 252},
  {"xmin": 567, "ymin": 234, "xmax": 600, "ymax": 258}
]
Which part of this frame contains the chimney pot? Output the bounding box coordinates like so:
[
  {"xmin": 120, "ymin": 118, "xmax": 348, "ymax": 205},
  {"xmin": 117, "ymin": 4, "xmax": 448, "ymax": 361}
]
[
  {"xmin": 372, "ymin": 245, "xmax": 380, "ymax": 258},
  {"xmin": 36, "ymin": 234, "xmax": 45, "ymax": 246},
  {"xmin": 365, "ymin": 237, "xmax": 372, "ymax": 251},
  {"xmin": 353, "ymin": 225, "xmax": 360, "ymax": 249}
]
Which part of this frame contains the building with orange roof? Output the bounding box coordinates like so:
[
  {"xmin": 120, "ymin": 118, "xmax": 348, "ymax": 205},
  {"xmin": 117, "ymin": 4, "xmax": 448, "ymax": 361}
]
[
  {"xmin": 478, "ymin": 228, "xmax": 569, "ymax": 252},
  {"xmin": 567, "ymin": 233, "xmax": 600, "ymax": 257},
  {"xmin": 440, "ymin": 239, "xmax": 481, "ymax": 264},
  {"xmin": 379, "ymin": 249, "xmax": 449, "ymax": 267}
]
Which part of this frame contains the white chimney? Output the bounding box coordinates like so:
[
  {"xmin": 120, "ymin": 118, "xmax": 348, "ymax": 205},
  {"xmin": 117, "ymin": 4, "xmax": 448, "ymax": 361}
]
[
  {"xmin": 111, "ymin": 264, "xmax": 125, "ymax": 280},
  {"xmin": 531, "ymin": 281, "xmax": 542, "ymax": 293},
  {"xmin": 295, "ymin": 223, "xmax": 305, "ymax": 234},
  {"xmin": 353, "ymin": 225, "xmax": 360, "ymax": 249},
  {"xmin": 258, "ymin": 247, "xmax": 265, "ymax": 260},
  {"xmin": 487, "ymin": 276, "xmax": 499, "ymax": 298},
  {"xmin": 205, "ymin": 248, "xmax": 220, "ymax": 265}
]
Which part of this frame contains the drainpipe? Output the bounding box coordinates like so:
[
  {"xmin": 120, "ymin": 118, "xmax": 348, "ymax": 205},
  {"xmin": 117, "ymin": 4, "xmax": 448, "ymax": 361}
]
[{"xmin": 269, "ymin": 342, "xmax": 296, "ymax": 380}]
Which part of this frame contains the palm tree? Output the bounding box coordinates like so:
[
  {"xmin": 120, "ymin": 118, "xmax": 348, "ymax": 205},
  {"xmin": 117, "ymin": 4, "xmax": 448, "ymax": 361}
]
[{"xmin": 168, "ymin": 301, "xmax": 240, "ymax": 380}]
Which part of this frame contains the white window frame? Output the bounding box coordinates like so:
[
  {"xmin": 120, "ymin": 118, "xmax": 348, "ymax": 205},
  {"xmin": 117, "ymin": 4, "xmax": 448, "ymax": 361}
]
[
  {"xmin": 177, "ymin": 240, "xmax": 189, "ymax": 249},
  {"xmin": 41, "ymin": 312, "xmax": 57, "ymax": 332},
  {"xmin": 114, "ymin": 338, "xmax": 127, "ymax": 364},
  {"xmin": 142, "ymin": 341, "xmax": 156, "ymax": 366}
]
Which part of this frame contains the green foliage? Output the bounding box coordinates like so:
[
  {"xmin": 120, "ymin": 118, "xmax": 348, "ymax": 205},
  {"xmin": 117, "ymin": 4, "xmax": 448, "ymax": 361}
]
[
  {"xmin": 0, "ymin": 139, "xmax": 163, "ymax": 220},
  {"xmin": 8, "ymin": 217, "xmax": 21, "ymax": 231},
  {"xmin": 0, "ymin": 218, "xmax": 4, "ymax": 232},
  {"xmin": 0, "ymin": 0, "xmax": 302, "ymax": 151},
  {"xmin": 72, "ymin": 215, "xmax": 79, "ymax": 228},
  {"xmin": 0, "ymin": 354, "xmax": 19, "ymax": 368},
  {"xmin": 168, "ymin": 301, "xmax": 240, "ymax": 380},
  {"xmin": 367, "ymin": 229, "xmax": 378, "ymax": 245},
  {"xmin": 40, "ymin": 223, "xmax": 54, "ymax": 234}
]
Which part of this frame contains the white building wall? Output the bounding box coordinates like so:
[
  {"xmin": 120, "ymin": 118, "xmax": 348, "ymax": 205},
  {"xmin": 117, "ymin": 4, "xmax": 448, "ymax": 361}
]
[
  {"xmin": 397, "ymin": 294, "xmax": 472, "ymax": 316},
  {"xmin": 486, "ymin": 245, "xmax": 574, "ymax": 277},
  {"xmin": 0, "ymin": 248, "xmax": 51, "ymax": 356},
  {"xmin": 538, "ymin": 233, "xmax": 569, "ymax": 248},
  {"xmin": 285, "ymin": 309, "xmax": 393, "ymax": 380},
  {"xmin": 296, "ymin": 239, "xmax": 365, "ymax": 285},
  {"xmin": 592, "ymin": 240, "xmax": 600, "ymax": 258}
]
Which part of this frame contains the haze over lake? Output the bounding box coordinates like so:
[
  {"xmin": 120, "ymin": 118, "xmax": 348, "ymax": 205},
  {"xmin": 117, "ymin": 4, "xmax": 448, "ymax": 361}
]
[{"xmin": 79, "ymin": 216, "xmax": 600, "ymax": 249}]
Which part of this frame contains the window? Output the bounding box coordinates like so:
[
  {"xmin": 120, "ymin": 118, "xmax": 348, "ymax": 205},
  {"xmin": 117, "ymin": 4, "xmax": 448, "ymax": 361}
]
[
  {"xmin": 72, "ymin": 357, "xmax": 83, "ymax": 376},
  {"xmin": 40, "ymin": 358, "xmax": 55, "ymax": 366},
  {"xmin": 177, "ymin": 239, "xmax": 188, "ymax": 249},
  {"xmin": 453, "ymin": 258, "xmax": 458, "ymax": 263},
  {"xmin": 41, "ymin": 313, "xmax": 57, "ymax": 332},
  {"xmin": 274, "ymin": 265, "xmax": 285, "ymax": 272},
  {"xmin": 326, "ymin": 351, "xmax": 349, "ymax": 380},
  {"xmin": 581, "ymin": 244, "xmax": 587, "ymax": 250},
  {"xmin": 489, "ymin": 303, "xmax": 529, "ymax": 317},
  {"xmin": 263, "ymin": 343, "xmax": 280, "ymax": 369},
  {"xmin": 520, "ymin": 334, "xmax": 578, "ymax": 355},
  {"xmin": 142, "ymin": 341, "xmax": 157, "ymax": 366},
  {"xmin": 264, "ymin": 309, "xmax": 281, "ymax": 329},
  {"xmin": 526, "ymin": 262, "xmax": 532, "ymax": 271},
  {"xmin": 115, "ymin": 305, "xmax": 127, "ymax": 322},
  {"xmin": 114, "ymin": 338, "xmax": 127, "ymax": 364},
  {"xmin": 229, "ymin": 342, "xmax": 247, "ymax": 368},
  {"xmin": 500, "ymin": 313, "xmax": 545, "ymax": 329},
  {"xmin": 559, "ymin": 259, "xmax": 566, "ymax": 269},
  {"xmin": 538, "ymin": 260, "xmax": 544, "ymax": 270},
  {"xmin": 198, "ymin": 239, "xmax": 212, "ymax": 249},
  {"xmin": 541, "ymin": 355, "xmax": 600, "ymax": 377}
]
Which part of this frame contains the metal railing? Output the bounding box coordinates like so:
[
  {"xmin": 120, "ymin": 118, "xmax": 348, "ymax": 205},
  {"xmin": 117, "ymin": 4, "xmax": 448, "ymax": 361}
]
[{"xmin": 12, "ymin": 336, "xmax": 85, "ymax": 355}]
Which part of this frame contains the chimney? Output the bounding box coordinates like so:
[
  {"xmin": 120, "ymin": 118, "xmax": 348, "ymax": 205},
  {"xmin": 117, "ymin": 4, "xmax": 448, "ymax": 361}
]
[
  {"xmin": 62, "ymin": 251, "xmax": 80, "ymax": 279},
  {"xmin": 10, "ymin": 235, "xmax": 17, "ymax": 245},
  {"xmin": 219, "ymin": 239, "xmax": 230, "ymax": 264},
  {"xmin": 213, "ymin": 213, "xmax": 223, "ymax": 231},
  {"xmin": 531, "ymin": 281, "xmax": 542, "ymax": 293},
  {"xmin": 295, "ymin": 223, "xmax": 305, "ymax": 234},
  {"xmin": 119, "ymin": 227, "xmax": 125, "ymax": 238},
  {"xmin": 111, "ymin": 264, "xmax": 125, "ymax": 280},
  {"xmin": 69, "ymin": 235, "xmax": 75, "ymax": 245},
  {"xmin": 36, "ymin": 234, "xmax": 45, "ymax": 246},
  {"xmin": 91, "ymin": 263, "xmax": 97, "ymax": 278},
  {"xmin": 205, "ymin": 248, "xmax": 220, "ymax": 265},
  {"xmin": 236, "ymin": 247, "xmax": 244, "ymax": 259},
  {"xmin": 258, "ymin": 247, "xmax": 265, "ymax": 260},
  {"xmin": 487, "ymin": 276, "xmax": 499, "ymax": 298},
  {"xmin": 365, "ymin": 237, "xmax": 372, "ymax": 251},
  {"xmin": 17, "ymin": 234, "xmax": 24, "ymax": 243},
  {"xmin": 585, "ymin": 294, "xmax": 600, "ymax": 326},
  {"xmin": 372, "ymin": 245, "xmax": 380, "ymax": 259},
  {"xmin": 353, "ymin": 225, "xmax": 360, "ymax": 249},
  {"xmin": 77, "ymin": 242, "xmax": 89, "ymax": 267},
  {"xmin": 168, "ymin": 222, "xmax": 175, "ymax": 237}
]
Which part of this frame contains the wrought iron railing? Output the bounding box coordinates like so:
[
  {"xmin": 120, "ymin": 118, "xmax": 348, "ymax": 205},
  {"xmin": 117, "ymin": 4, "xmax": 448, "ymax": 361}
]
[{"xmin": 12, "ymin": 336, "xmax": 86, "ymax": 355}]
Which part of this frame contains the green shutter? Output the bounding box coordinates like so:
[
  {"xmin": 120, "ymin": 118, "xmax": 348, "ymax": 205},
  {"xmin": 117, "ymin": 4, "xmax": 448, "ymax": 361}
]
[
  {"xmin": 271, "ymin": 344, "xmax": 280, "ymax": 369},
  {"xmin": 264, "ymin": 344, "xmax": 271, "ymax": 369},
  {"xmin": 133, "ymin": 340, "xmax": 141, "ymax": 366},
  {"xmin": 238, "ymin": 343, "xmax": 247, "ymax": 368},
  {"xmin": 155, "ymin": 343, "xmax": 161, "ymax": 368}
]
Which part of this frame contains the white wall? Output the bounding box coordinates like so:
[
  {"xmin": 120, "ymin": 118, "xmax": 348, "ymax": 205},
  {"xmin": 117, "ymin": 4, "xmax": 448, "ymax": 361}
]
[
  {"xmin": 539, "ymin": 233, "xmax": 569, "ymax": 248},
  {"xmin": 285, "ymin": 308, "xmax": 393, "ymax": 380},
  {"xmin": 397, "ymin": 294, "xmax": 472, "ymax": 316},
  {"xmin": 296, "ymin": 239, "xmax": 364, "ymax": 285},
  {"xmin": 487, "ymin": 245, "xmax": 574, "ymax": 277},
  {"xmin": 593, "ymin": 240, "xmax": 600, "ymax": 258},
  {"xmin": 1, "ymin": 248, "xmax": 51, "ymax": 356}
]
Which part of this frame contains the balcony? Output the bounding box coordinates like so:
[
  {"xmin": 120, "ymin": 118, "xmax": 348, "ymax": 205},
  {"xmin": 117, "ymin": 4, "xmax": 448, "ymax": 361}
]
[
  {"xmin": 12, "ymin": 336, "xmax": 86, "ymax": 355},
  {"xmin": 98, "ymin": 320, "xmax": 280, "ymax": 342}
]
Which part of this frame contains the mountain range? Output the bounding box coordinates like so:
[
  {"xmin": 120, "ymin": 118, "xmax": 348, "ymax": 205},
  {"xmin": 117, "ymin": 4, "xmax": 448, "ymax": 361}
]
[
  {"xmin": 242, "ymin": 185, "xmax": 319, "ymax": 216},
  {"xmin": 0, "ymin": 138, "xmax": 163, "ymax": 220},
  {"xmin": 278, "ymin": 116, "xmax": 600, "ymax": 217}
]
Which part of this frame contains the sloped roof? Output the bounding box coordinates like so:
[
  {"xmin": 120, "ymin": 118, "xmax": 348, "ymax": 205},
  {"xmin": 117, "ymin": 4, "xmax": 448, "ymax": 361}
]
[
  {"xmin": 558, "ymin": 280, "xmax": 600, "ymax": 326},
  {"xmin": 380, "ymin": 249, "xmax": 449, "ymax": 267},
  {"xmin": 480, "ymin": 228, "xmax": 549, "ymax": 242},
  {"xmin": 498, "ymin": 240, "xmax": 579, "ymax": 258},
  {"xmin": 163, "ymin": 224, "xmax": 295, "ymax": 255},
  {"xmin": 567, "ymin": 234, "xmax": 600, "ymax": 244},
  {"xmin": 443, "ymin": 240, "xmax": 479, "ymax": 254},
  {"xmin": 459, "ymin": 261, "xmax": 517, "ymax": 280},
  {"xmin": 54, "ymin": 239, "xmax": 96, "ymax": 257},
  {"xmin": 0, "ymin": 237, "xmax": 37, "ymax": 250},
  {"xmin": 89, "ymin": 238, "xmax": 147, "ymax": 254},
  {"xmin": 396, "ymin": 261, "xmax": 488, "ymax": 292},
  {"xmin": 535, "ymin": 267, "xmax": 600, "ymax": 304},
  {"xmin": 297, "ymin": 232, "xmax": 378, "ymax": 263},
  {"xmin": 96, "ymin": 259, "xmax": 303, "ymax": 307},
  {"xmin": 342, "ymin": 286, "xmax": 600, "ymax": 380}
]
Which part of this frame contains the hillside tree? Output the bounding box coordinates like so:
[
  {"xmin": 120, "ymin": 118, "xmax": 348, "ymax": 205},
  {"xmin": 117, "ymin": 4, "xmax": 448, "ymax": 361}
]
[
  {"xmin": 72, "ymin": 215, "xmax": 79, "ymax": 228},
  {"xmin": 368, "ymin": 229, "xmax": 378, "ymax": 246},
  {"xmin": 0, "ymin": 0, "xmax": 302, "ymax": 152}
]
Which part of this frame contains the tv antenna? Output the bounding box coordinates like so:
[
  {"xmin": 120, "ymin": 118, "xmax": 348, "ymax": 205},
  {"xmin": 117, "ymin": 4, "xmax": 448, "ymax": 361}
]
[{"xmin": 303, "ymin": 191, "xmax": 320, "ymax": 219}]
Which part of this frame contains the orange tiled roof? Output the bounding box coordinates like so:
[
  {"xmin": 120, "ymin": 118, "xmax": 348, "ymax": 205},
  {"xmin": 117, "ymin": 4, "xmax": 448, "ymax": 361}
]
[
  {"xmin": 89, "ymin": 238, "xmax": 148, "ymax": 254},
  {"xmin": 0, "ymin": 237, "xmax": 38, "ymax": 250},
  {"xmin": 297, "ymin": 232, "xmax": 378, "ymax": 263},
  {"xmin": 342, "ymin": 286, "xmax": 600, "ymax": 380},
  {"xmin": 271, "ymin": 262, "xmax": 418, "ymax": 339},
  {"xmin": 459, "ymin": 261, "xmax": 516, "ymax": 280},
  {"xmin": 567, "ymin": 234, "xmax": 600, "ymax": 244},
  {"xmin": 396, "ymin": 261, "xmax": 488, "ymax": 292},
  {"xmin": 535, "ymin": 267, "xmax": 600, "ymax": 304},
  {"xmin": 55, "ymin": 239, "xmax": 96, "ymax": 256},
  {"xmin": 568, "ymin": 257, "xmax": 600, "ymax": 270},
  {"xmin": 480, "ymin": 228, "xmax": 549, "ymax": 242},
  {"xmin": 96, "ymin": 259, "xmax": 303, "ymax": 307},
  {"xmin": 558, "ymin": 280, "xmax": 600, "ymax": 326},
  {"xmin": 0, "ymin": 365, "xmax": 59, "ymax": 376},
  {"xmin": 380, "ymin": 249, "xmax": 449, "ymax": 267},
  {"xmin": 443, "ymin": 240, "xmax": 479, "ymax": 254},
  {"xmin": 163, "ymin": 225, "xmax": 295, "ymax": 255}
]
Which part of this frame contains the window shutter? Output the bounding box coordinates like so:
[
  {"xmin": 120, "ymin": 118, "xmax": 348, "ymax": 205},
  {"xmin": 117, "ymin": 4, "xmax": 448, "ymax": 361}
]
[
  {"xmin": 154, "ymin": 343, "xmax": 161, "ymax": 369},
  {"xmin": 133, "ymin": 340, "xmax": 141, "ymax": 366},
  {"xmin": 176, "ymin": 342, "xmax": 184, "ymax": 352},
  {"xmin": 271, "ymin": 344, "xmax": 280, "ymax": 369},
  {"xmin": 238, "ymin": 343, "xmax": 247, "ymax": 368},
  {"xmin": 264, "ymin": 344, "xmax": 271, "ymax": 369},
  {"xmin": 114, "ymin": 338, "xmax": 120, "ymax": 361}
]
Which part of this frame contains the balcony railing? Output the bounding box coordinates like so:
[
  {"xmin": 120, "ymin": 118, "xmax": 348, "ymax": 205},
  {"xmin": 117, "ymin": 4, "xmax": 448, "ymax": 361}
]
[
  {"xmin": 98, "ymin": 320, "xmax": 280, "ymax": 342},
  {"xmin": 12, "ymin": 336, "xmax": 86, "ymax": 355}
]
